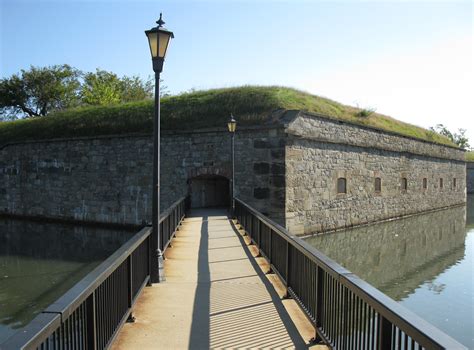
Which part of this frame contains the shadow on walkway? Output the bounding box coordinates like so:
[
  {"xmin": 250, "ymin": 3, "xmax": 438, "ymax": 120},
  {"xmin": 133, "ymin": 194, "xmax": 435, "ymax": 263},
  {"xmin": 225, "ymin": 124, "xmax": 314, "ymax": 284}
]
[{"xmin": 187, "ymin": 208, "xmax": 308, "ymax": 349}]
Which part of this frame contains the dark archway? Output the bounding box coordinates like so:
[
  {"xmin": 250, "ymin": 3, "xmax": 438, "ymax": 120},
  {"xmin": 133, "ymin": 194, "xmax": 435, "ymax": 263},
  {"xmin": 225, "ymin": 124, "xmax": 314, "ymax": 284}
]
[{"xmin": 189, "ymin": 175, "xmax": 230, "ymax": 208}]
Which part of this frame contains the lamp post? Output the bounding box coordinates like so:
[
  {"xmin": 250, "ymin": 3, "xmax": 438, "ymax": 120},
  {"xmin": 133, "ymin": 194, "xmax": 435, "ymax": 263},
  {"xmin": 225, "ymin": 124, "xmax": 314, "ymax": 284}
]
[
  {"xmin": 227, "ymin": 115, "xmax": 237, "ymax": 213},
  {"xmin": 145, "ymin": 13, "xmax": 174, "ymax": 284}
]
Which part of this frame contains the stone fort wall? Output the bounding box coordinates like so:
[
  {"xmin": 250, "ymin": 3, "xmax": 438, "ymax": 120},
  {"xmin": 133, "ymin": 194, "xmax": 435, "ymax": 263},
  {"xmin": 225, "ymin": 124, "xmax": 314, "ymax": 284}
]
[
  {"xmin": 285, "ymin": 113, "xmax": 466, "ymax": 235},
  {"xmin": 0, "ymin": 113, "xmax": 466, "ymax": 234},
  {"xmin": 467, "ymin": 162, "xmax": 474, "ymax": 194},
  {"xmin": 0, "ymin": 127, "xmax": 286, "ymax": 226}
]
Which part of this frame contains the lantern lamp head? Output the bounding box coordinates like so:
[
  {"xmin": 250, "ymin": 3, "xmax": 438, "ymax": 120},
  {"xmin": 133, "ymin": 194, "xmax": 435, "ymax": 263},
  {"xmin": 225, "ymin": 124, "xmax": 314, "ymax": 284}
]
[
  {"xmin": 145, "ymin": 13, "xmax": 174, "ymax": 72},
  {"xmin": 227, "ymin": 114, "xmax": 237, "ymax": 133}
]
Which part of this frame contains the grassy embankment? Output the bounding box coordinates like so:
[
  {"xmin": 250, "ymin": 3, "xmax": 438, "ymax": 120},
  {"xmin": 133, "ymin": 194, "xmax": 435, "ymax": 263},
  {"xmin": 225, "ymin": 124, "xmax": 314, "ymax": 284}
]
[
  {"xmin": 466, "ymin": 151, "xmax": 474, "ymax": 162},
  {"xmin": 0, "ymin": 86, "xmax": 456, "ymax": 147}
]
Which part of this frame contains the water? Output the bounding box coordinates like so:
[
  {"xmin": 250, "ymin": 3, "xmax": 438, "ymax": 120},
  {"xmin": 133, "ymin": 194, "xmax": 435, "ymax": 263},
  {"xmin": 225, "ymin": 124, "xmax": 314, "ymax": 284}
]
[
  {"xmin": 305, "ymin": 196, "xmax": 474, "ymax": 348},
  {"xmin": 0, "ymin": 219, "xmax": 133, "ymax": 343}
]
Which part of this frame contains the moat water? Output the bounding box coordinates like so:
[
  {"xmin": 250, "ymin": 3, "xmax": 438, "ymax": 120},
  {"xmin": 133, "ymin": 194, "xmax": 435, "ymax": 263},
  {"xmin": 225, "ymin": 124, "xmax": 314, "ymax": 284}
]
[
  {"xmin": 0, "ymin": 219, "xmax": 133, "ymax": 344},
  {"xmin": 305, "ymin": 195, "xmax": 474, "ymax": 348}
]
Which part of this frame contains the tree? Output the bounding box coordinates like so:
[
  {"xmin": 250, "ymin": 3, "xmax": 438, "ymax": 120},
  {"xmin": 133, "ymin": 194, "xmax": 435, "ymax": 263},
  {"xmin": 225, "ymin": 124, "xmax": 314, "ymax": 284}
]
[
  {"xmin": 158, "ymin": 78, "xmax": 170, "ymax": 98},
  {"xmin": 0, "ymin": 65, "xmax": 166, "ymax": 119},
  {"xmin": 430, "ymin": 124, "xmax": 470, "ymax": 149},
  {"xmin": 81, "ymin": 69, "xmax": 123, "ymax": 106},
  {"xmin": 81, "ymin": 70, "xmax": 157, "ymax": 105},
  {"xmin": 0, "ymin": 65, "xmax": 81, "ymax": 117},
  {"xmin": 121, "ymin": 76, "xmax": 153, "ymax": 102},
  {"xmin": 0, "ymin": 115, "xmax": 18, "ymax": 122}
]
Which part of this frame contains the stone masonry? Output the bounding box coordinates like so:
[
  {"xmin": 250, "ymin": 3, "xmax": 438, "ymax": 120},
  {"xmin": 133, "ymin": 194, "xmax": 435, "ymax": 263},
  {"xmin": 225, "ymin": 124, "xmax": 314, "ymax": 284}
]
[
  {"xmin": 0, "ymin": 111, "xmax": 466, "ymax": 234},
  {"xmin": 0, "ymin": 127, "xmax": 286, "ymax": 226},
  {"xmin": 285, "ymin": 113, "xmax": 466, "ymax": 234}
]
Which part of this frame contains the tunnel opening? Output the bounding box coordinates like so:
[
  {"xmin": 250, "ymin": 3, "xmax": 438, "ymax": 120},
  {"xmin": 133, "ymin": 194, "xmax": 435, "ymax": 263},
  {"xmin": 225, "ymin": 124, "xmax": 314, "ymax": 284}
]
[{"xmin": 188, "ymin": 175, "xmax": 230, "ymax": 209}]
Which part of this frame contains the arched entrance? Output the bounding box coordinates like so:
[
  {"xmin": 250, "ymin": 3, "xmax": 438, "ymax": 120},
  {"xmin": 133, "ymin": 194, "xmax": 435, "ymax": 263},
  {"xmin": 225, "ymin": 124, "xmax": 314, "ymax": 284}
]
[{"xmin": 189, "ymin": 175, "xmax": 230, "ymax": 208}]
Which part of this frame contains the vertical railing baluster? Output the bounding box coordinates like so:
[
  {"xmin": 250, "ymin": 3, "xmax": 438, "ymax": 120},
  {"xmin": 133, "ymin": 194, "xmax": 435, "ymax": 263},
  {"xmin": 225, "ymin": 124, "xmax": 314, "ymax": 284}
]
[
  {"xmin": 285, "ymin": 241, "xmax": 290, "ymax": 291},
  {"xmin": 316, "ymin": 266, "xmax": 324, "ymax": 342},
  {"xmin": 86, "ymin": 292, "xmax": 97, "ymax": 350},
  {"xmin": 269, "ymin": 228, "xmax": 273, "ymax": 265},
  {"xmin": 127, "ymin": 255, "xmax": 133, "ymax": 313}
]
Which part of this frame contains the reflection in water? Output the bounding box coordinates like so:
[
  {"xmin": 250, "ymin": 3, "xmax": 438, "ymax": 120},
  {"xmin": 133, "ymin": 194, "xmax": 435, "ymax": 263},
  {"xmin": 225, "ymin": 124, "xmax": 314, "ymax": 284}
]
[
  {"xmin": 306, "ymin": 206, "xmax": 466, "ymax": 300},
  {"xmin": 0, "ymin": 219, "xmax": 133, "ymax": 343},
  {"xmin": 305, "ymin": 197, "xmax": 473, "ymax": 348}
]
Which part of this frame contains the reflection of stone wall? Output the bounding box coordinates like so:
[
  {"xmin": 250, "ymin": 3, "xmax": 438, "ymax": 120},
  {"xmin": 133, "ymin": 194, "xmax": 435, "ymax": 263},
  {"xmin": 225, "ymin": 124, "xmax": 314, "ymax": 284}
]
[
  {"xmin": 305, "ymin": 206, "xmax": 467, "ymax": 300},
  {"xmin": 0, "ymin": 218, "xmax": 132, "ymax": 261},
  {"xmin": 286, "ymin": 113, "xmax": 466, "ymax": 235},
  {"xmin": 467, "ymin": 195, "xmax": 474, "ymax": 227},
  {"xmin": 467, "ymin": 162, "xmax": 474, "ymax": 194},
  {"xmin": 0, "ymin": 218, "xmax": 133, "ymax": 334}
]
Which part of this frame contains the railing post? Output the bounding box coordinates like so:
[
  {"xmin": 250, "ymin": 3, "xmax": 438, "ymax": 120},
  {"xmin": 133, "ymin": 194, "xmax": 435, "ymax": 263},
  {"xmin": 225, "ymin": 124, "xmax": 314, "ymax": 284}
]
[
  {"xmin": 284, "ymin": 241, "xmax": 290, "ymax": 297},
  {"xmin": 315, "ymin": 266, "xmax": 324, "ymax": 343},
  {"xmin": 147, "ymin": 235, "xmax": 152, "ymax": 284},
  {"xmin": 269, "ymin": 228, "xmax": 273, "ymax": 265},
  {"xmin": 258, "ymin": 220, "xmax": 261, "ymax": 249},
  {"xmin": 285, "ymin": 241, "xmax": 290, "ymax": 285},
  {"xmin": 86, "ymin": 292, "xmax": 97, "ymax": 350},
  {"xmin": 378, "ymin": 315, "xmax": 392, "ymax": 350},
  {"xmin": 127, "ymin": 255, "xmax": 135, "ymax": 322}
]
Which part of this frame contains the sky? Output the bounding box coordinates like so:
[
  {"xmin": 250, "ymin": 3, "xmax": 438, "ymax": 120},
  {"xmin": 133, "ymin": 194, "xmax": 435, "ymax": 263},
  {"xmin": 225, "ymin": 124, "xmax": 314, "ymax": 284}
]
[{"xmin": 1, "ymin": 0, "xmax": 473, "ymax": 144}]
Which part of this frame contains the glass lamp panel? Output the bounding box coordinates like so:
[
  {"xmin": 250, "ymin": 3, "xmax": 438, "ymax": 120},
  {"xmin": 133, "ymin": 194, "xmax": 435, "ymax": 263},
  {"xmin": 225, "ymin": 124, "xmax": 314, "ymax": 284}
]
[
  {"xmin": 147, "ymin": 31, "xmax": 158, "ymax": 58},
  {"xmin": 228, "ymin": 122, "xmax": 236, "ymax": 133},
  {"xmin": 158, "ymin": 32, "xmax": 172, "ymax": 58}
]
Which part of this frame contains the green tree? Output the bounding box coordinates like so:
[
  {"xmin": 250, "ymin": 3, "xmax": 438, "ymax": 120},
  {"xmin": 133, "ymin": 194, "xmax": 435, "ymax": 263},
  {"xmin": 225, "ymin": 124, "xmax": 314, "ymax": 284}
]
[
  {"xmin": 81, "ymin": 69, "xmax": 123, "ymax": 106},
  {"xmin": 81, "ymin": 70, "xmax": 156, "ymax": 105},
  {"xmin": 0, "ymin": 65, "xmax": 81, "ymax": 117},
  {"xmin": 430, "ymin": 124, "xmax": 470, "ymax": 149},
  {"xmin": 121, "ymin": 76, "xmax": 153, "ymax": 102}
]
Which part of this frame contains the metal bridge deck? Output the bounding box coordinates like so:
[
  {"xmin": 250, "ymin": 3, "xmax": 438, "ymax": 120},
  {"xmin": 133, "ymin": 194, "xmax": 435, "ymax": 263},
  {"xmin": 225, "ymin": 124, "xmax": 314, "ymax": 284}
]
[{"xmin": 112, "ymin": 208, "xmax": 323, "ymax": 349}]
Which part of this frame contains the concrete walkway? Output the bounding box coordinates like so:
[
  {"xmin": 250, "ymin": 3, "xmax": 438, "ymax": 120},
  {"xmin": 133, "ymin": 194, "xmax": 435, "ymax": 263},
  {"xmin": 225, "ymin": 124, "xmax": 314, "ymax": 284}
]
[{"xmin": 112, "ymin": 208, "xmax": 323, "ymax": 350}]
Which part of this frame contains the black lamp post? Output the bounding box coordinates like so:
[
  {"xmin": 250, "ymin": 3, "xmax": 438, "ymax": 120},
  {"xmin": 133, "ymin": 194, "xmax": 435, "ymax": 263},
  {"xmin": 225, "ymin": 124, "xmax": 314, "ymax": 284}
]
[
  {"xmin": 145, "ymin": 13, "xmax": 174, "ymax": 284},
  {"xmin": 227, "ymin": 115, "xmax": 237, "ymax": 213}
]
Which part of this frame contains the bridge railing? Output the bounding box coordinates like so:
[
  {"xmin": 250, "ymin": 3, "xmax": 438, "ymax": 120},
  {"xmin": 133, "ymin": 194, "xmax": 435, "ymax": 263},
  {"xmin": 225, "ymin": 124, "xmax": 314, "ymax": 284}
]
[
  {"xmin": 1, "ymin": 196, "xmax": 187, "ymax": 350},
  {"xmin": 234, "ymin": 198, "xmax": 466, "ymax": 350}
]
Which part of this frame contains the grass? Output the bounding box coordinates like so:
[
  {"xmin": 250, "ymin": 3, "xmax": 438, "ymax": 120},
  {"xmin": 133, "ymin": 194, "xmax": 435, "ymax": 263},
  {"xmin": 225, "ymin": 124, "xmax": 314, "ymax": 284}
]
[
  {"xmin": 466, "ymin": 151, "xmax": 474, "ymax": 162},
  {"xmin": 0, "ymin": 86, "xmax": 456, "ymax": 147}
]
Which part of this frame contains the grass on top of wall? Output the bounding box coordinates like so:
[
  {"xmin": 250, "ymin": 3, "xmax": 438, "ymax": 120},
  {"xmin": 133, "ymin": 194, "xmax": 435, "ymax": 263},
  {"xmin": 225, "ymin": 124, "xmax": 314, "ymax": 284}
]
[
  {"xmin": 466, "ymin": 151, "xmax": 474, "ymax": 162},
  {"xmin": 0, "ymin": 86, "xmax": 456, "ymax": 147}
]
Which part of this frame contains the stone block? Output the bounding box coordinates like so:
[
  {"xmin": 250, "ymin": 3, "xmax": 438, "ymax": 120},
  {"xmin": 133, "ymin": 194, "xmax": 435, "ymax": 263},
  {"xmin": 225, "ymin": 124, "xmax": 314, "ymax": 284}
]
[
  {"xmin": 253, "ymin": 187, "xmax": 270, "ymax": 199},
  {"xmin": 271, "ymin": 163, "xmax": 285, "ymax": 175},
  {"xmin": 253, "ymin": 162, "xmax": 270, "ymax": 175},
  {"xmin": 271, "ymin": 175, "xmax": 285, "ymax": 188},
  {"xmin": 254, "ymin": 140, "xmax": 269, "ymax": 149}
]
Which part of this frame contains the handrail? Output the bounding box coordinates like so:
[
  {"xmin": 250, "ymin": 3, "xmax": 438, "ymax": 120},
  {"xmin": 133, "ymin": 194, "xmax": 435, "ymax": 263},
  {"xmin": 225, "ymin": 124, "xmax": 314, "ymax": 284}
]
[
  {"xmin": 44, "ymin": 226, "xmax": 152, "ymax": 320},
  {"xmin": 234, "ymin": 198, "xmax": 466, "ymax": 350},
  {"xmin": 159, "ymin": 196, "xmax": 187, "ymax": 225},
  {"xmin": 1, "ymin": 196, "xmax": 187, "ymax": 350},
  {"xmin": 159, "ymin": 196, "xmax": 187, "ymax": 252}
]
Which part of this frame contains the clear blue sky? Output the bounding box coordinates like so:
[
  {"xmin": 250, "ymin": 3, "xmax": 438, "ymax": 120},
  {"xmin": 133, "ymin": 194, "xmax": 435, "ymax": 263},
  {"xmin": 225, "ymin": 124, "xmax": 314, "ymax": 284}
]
[{"xmin": 1, "ymin": 0, "xmax": 472, "ymax": 141}]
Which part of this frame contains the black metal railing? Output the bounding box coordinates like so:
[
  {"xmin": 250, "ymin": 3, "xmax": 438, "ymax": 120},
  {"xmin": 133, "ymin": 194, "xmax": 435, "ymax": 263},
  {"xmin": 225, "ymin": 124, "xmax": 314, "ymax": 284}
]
[
  {"xmin": 234, "ymin": 198, "xmax": 466, "ymax": 350},
  {"xmin": 159, "ymin": 196, "xmax": 186, "ymax": 252},
  {"xmin": 1, "ymin": 197, "xmax": 187, "ymax": 350}
]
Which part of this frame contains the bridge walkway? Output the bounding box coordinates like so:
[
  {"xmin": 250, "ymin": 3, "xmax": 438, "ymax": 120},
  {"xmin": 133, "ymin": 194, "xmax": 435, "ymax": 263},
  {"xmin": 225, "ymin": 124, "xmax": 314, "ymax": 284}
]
[{"xmin": 112, "ymin": 208, "xmax": 324, "ymax": 349}]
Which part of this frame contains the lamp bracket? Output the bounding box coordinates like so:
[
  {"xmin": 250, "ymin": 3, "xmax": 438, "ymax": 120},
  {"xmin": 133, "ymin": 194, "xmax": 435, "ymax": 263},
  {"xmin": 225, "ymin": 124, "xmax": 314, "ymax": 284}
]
[{"xmin": 152, "ymin": 57, "xmax": 164, "ymax": 73}]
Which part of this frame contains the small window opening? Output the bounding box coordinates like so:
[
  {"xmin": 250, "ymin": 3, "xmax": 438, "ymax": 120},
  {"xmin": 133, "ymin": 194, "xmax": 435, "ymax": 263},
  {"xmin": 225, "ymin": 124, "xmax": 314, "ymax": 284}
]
[
  {"xmin": 337, "ymin": 178, "xmax": 347, "ymax": 194},
  {"xmin": 423, "ymin": 178, "xmax": 427, "ymax": 190},
  {"xmin": 374, "ymin": 177, "xmax": 382, "ymax": 193},
  {"xmin": 440, "ymin": 178, "xmax": 443, "ymax": 189},
  {"xmin": 453, "ymin": 178, "xmax": 457, "ymax": 189},
  {"xmin": 401, "ymin": 178, "xmax": 408, "ymax": 191}
]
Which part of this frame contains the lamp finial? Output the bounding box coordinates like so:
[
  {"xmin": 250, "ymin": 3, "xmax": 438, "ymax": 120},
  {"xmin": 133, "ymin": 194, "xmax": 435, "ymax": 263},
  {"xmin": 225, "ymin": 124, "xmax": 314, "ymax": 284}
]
[{"xmin": 157, "ymin": 13, "xmax": 165, "ymax": 28}]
